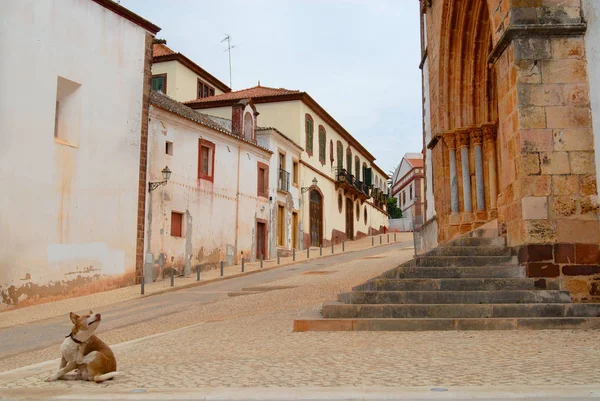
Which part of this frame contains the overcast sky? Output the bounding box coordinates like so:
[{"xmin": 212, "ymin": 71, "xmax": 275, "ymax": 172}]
[{"xmin": 121, "ymin": 0, "xmax": 422, "ymax": 177}]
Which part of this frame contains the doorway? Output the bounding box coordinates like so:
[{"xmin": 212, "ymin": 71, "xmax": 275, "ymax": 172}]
[
  {"xmin": 292, "ymin": 212, "xmax": 298, "ymax": 249},
  {"xmin": 277, "ymin": 205, "xmax": 285, "ymax": 247},
  {"xmin": 309, "ymin": 190, "xmax": 323, "ymax": 247},
  {"xmin": 345, "ymin": 198, "xmax": 354, "ymax": 240},
  {"xmin": 256, "ymin": 220, "xmax": 267, "ymax": 260}
]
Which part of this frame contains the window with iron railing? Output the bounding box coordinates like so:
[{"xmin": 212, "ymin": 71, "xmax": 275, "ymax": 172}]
[{"xmin": 278, "ymin": 168, "xmax": 290, "ymax": 192}]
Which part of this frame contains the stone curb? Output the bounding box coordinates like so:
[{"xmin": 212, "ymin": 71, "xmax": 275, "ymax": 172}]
[{"xmin": 1, "ymin": 385, "xmax": 599, "ymax": 400}]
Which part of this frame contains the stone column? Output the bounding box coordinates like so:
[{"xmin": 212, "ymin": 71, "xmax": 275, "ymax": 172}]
[
  {"xmin": 458, "ymin": 130, "xmax": 472, "ymax": 213},
  {"xmin": 471, "ymin": 129, "xmax": 485, "ymax": 211},
  {"xmin": 483, "ymin": 125, "xmax": 498, "ymax": 211},
  {"xmin": 444, "ymin": 134, "xmax": 459, "ymax": 215}
]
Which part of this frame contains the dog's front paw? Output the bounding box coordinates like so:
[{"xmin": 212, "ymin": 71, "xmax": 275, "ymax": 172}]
[{"xmin": 45, "ymin": 376, "xmax": 56, "ymax": 382}]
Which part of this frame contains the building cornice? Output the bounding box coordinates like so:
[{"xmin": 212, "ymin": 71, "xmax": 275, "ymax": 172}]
[{"xmin": 91, "ymin": 0, "xmax": 160, "ymax": 34}]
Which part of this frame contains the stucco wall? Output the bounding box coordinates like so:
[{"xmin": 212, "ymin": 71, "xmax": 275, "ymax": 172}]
[
  {"xmin": 422, "ymin": 57, "xmax": 435, "ymax": 221},
  {"xmin": 152, "ymin": 61, "xmax": 226, "ymax": 103},
  {"xmin": 0, "ymin": 0, "xmax": 149, "ymax": 305},
  {"xmin": 584, "ymin": 0, "xmax": 600, "ymax": 190},
  {"xmin": 152, "ymin": 60, "xmax": 178, "ymax": 98},
  {"xmin": 146, "ymin": 107, "xmax": 271, "ymax": 278}
]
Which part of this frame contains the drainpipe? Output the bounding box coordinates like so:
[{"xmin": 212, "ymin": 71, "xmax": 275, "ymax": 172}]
[{"xmin": 234, "ymin": 145, "xmax": 242, "ymax": 264}]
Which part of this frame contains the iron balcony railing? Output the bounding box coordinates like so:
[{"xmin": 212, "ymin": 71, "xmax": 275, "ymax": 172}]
[
  {"xmin": 278, "ymin": 168, "xmax": 290, "ymax": 192},
  {"xmin": 335, "ymin": 168, "xmax": 370, "ymax": 197}
]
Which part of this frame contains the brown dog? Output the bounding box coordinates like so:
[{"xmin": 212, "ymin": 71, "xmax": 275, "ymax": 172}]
[{"xmin": 46, "ymin": 311, "xmax": 118, "ymax": 382}]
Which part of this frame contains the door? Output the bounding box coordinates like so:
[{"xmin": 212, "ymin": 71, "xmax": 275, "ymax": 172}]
[
  {"xmin": 256, "ymin": 222, "xmax": 267, "ymax": 259},
  {"xmin": 277, "ymin": 206, "xmax": 285, "ymax": 247},
  {"xmin": 309, "ymin": 190, "xmax": 322, "ymax": 247},
  {"xmin": 292, "ymin": 212, "xmax": 298, "ymax": 249},
  {"xmin": 345, "ymin": 198, "xmax": 354, "ymax": 240}
]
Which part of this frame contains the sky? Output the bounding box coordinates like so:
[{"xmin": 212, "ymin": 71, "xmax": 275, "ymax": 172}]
[{"xmin": 121, "ymin": 0, "xmax": 423, "ymax": 178}]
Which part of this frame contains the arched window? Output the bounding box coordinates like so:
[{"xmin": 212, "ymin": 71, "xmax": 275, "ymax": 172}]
[
  {"xmin": 243, "ymin": 112, "xmax": 253, "ymax": 140},
  {"xmin": 305, "ymin": 114, "xmax": 314, "ymax": 156},
  {"xmin": 329, "ymin": 139, "xmax": 334, "ymax": 164},
  {"xmin": 318, "ymin": 125, "xmax": 326, "ymax": 164},
  {"xmin": 354, "ymin": 156, "xmax": 360, "ymax": 181},
  {"xmin": 346, "ymin": 148, "xmax": 352, "ymax": 175},
  {"xmin": 336, "ymin": 141, "xmax": 343, "ymax": 169}
]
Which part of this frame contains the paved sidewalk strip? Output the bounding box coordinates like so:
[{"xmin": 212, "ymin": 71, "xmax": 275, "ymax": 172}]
[{"xmin": 0, "ymin": 233, "xmax": 413, "ymax": 329}]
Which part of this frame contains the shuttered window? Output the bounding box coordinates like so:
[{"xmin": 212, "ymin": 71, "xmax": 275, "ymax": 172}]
[{"xmin": 171, "ymin": 212, "xmax": 183, "ymax": 237}]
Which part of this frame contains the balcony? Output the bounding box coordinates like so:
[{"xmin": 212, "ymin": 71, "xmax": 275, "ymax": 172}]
[
  {"xmin": 335, "ymin": 168, "xmax": 369, "ymax": 200},
  {"xmin": 278, "ymin": 168, "xmax": 290, "ymax": 193}
]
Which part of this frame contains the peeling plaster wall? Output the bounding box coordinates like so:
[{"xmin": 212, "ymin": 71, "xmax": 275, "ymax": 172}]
[
  {"xmin": 0, "ymin": 0, "xmax": 148, "ymax": 305},
  {"xmin": 147, "ymin": 107, "xmax": 271, "ymax": 278},
  {"xmin": 584, "ymin": 0, "xmax": 600, "ymax": 192}
]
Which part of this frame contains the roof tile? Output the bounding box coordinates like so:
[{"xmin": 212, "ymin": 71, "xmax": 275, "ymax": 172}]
[
  {"xmin": 184, "ymin": 85, "xmax": 301, "ymax": 104},
  {"xmin": 152, "ymin": 43, "xmax": 176, "ymax": 57}
]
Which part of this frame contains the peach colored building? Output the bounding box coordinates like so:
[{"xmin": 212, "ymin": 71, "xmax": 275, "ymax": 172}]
[{"xmin": 420, "ymin": 0, "xmax": 600, "ymax": 300}]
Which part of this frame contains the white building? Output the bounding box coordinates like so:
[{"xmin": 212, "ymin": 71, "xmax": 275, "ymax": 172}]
[
  {"xmin": 390, "ymin": 153, "xmax": 424, "ymax": 227},
  {"xmin": 0, "ymin": 0, "xmax": 160, "ymax": 306},
  {"xmin": 146, "ymin": 93, "xmax": 273, "ymax": 281}
]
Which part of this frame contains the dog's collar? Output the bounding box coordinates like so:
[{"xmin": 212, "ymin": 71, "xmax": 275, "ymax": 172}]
[{"xmin": 66, "ymin": 333, "xmax": 85, "ymax": 344}]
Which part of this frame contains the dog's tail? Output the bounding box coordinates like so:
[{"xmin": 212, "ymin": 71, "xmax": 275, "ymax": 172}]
[{"xmin": 94, "ymin": 371, "xmax": 119, "ymax": 383}]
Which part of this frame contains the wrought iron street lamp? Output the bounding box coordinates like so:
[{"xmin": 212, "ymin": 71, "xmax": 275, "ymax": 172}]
[
  {"xmin": 148, "ymin": 166, "xmax": 171, "ymax": 192},
  {"xmin": 301, "ymin": 177, "xmax": 318, "ymax": 194}
]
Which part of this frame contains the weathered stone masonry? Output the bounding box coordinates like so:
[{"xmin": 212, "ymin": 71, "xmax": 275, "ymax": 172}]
[{"xmin": 422, "ymin": 0, "xmax": 600, "ymax": 300}]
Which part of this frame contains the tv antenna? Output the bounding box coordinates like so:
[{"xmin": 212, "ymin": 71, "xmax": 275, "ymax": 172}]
[{"xmin": 221, "ymin": 34, "xmax": 235, "ymax": 89}]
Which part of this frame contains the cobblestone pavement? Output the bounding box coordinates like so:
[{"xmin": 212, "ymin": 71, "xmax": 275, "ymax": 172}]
[
  {"xmin": 0, "ymin": 233, "xmax": 412, "ymax": 329},
  {"xmin": 1, "ymin": 244, "xmax": 600, "ymax": 393}
]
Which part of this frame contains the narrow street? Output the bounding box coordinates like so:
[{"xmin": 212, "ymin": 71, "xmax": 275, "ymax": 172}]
[{"xmin": 1, "ymin": 241, "xmax": 600, "ymax": 400}]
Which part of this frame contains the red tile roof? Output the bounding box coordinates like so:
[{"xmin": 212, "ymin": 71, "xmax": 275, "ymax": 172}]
[
  {"xmin": 184, "ymin": 85, "xmax": 301, "ymax": 105},
  {"xmin": 407, "ymin": 158, "xmax": 424, "ymax": 168},
  {"xmin": 152, "ymin": 43, "xmax": 175, "ymax": 57}
]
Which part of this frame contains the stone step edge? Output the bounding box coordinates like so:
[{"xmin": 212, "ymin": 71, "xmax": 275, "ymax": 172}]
[{"xmin": 293, "ymin": 316, "xmax": 600, "ymax": 332}]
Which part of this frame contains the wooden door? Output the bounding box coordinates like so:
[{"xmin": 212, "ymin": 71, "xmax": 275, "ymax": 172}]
[
  {"xmin": 345, "ymin": 198, "xmax": 354, "ymax": 240},
  {"xmin": 277, "ymin": 206, "xmax": 285, "ymax": 247},
  {"xmin": 309, "ymin": 190, "xmax": 322, "ymax": 247},
  {"xmin": 292, "ymin": 212, "xmax": 298, "ymax": 249},
  {"xmin": 256, "ymin": 222, "xmax": 266, "ymax": 259}
]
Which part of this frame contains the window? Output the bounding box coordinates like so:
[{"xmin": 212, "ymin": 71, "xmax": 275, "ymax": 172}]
[
  {"xmin": 337, "ymin": 141, "xmax": 343, "ymax": 169},
  {"xmin": 305, "ymin": 114, "xmax": 314, "ymax": 155},
  {"xmin": 329, "ymin": 140, "xmax": 334, "ymax": 164},
  {"xmin": 166, "ymin": 141, "xmax": 173, "ymax": 156},
  {"xmin": 356, "ymin": 202, "xmax": 360, "ymax": 221},
  {"xmin": 410, "ymin": 185, "xmax": 413, "ymax": 200},
  {"xmin": 152, "ymin": 74, "xmax": 167, "ymax": 93},
  {"xmin": 243, "ymin": 112, "xmax": 253, "ymax": 140},
  {"xmin": 197, "ymin": 79, "xmax": 215, "ymax": 99},
  {"xmin": 257, "ymin": 162, "xmax": 269, "ymax": 198},
  {"xmin": 403, "ymin": 191, "xmax": 406, "ymax": 206},
  {"xmin": 355, "ymin": 156, "xmax": 360, "ymax": 181},
  {"xmin": 318, "ymin": 126, "xmax": 326, "ymax": 164},
  {"xmin": 364, "ymin": 206, "xmax": 367, "ymax": 224},
  {"xmin": 279, "ymin": 152, "xmax": 286, "ymax": 170},
  {"xmin": 171, "ymin": 212, "xmax": 183, "ymax": 237},
  {"xmin": 346, "ymin": 148, "xmax": 352, "ymax": 175},
  {"xmin": 338, "ymin": 193, "xmax": 343, "ymax": 213},
  {"xmin": 54, "ymin": 76, "xmax": 81, "ymax": 146},
  {"xmin": 198, "ymin": 139, "xmax": 215, "ymax": 182},
  {"xmin": 292, "ymin": 160, "xmax": 299, "ymax": 185}
]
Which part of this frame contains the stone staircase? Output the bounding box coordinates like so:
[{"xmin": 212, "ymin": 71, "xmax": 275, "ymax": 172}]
[{"xmin": 293, "ymin": 228, "xmax": 600, "ymax": 331}]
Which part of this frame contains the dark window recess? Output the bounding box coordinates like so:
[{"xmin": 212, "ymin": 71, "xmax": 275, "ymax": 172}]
[
  {"xmin": 152, "ymin": 75, "xmax": 166, "ymax": 93},
  {"xmin": 166, "ymin": 141, "xmax": 173, "ymax": 155},
  {"xmin": 197, "ymin": 79, "xmax": 215, "ymax": 99}
]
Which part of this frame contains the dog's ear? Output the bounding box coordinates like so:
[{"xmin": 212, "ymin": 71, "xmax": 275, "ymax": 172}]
[
  {"xmin": 69, "ymin": 312, "xmax": 79, "ymax": 324},
  {"xmin": 89, "ymin": 310, "xmax": 93, "ymax": 315}
]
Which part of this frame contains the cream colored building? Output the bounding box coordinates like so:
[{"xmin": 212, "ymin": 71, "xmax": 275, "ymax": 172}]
[
  {"xmin": 186, "ymin": 86, "xmax": 389, "ymax": 248},
  {"xmin": 146, "ymin": 93, "xmax": 272, "ymax": 281},
  {"xmin": 151, "ymin": 42, "xmax": 230, "ymax": 102},
  {"xmin": 0, "ymin": 0, "xmax": 160, "ymax": 306}
]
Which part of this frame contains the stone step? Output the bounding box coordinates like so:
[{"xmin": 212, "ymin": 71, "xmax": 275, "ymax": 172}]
[
  {"xmin": 441, "ymin": 236, "xmax": 506, "ymax": 247},
  {"xmin": 353, "ymin": 278, "xmax": 548, "ymax": 292},
  {"xmin": 338, "ymin": 290, "xmax": 571, "ymax": 304},
  {"xmin": 468, "ymin": 228, "xmax": 499, "ymax": 238},
  {"xmin": 383, "ymin": 266, "xmax": 525, "ymax": 279},
  {"xmin": 416, "ymin": 255, "xmax": 516, "ymax": 267},
  {"xmin": 321, "ymin": 302, "xmax": 600, "ymax": 319},
  {"xmin": 427, "ymin": 246, "xmax": 512, "ymax": 257},
  {"xmin": 293, "ymin": 316, "xmax": 600, "ymax": 332}
]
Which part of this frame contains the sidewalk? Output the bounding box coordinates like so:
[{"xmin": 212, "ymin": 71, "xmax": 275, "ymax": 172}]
[{"xmin": 0, "ymin": 232, "xmax": 413, "ymax": 329}]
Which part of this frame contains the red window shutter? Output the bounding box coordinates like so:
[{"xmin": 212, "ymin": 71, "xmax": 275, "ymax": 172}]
[{"xmin": 171, "ymin": 212, "xmax": 183, "ymax": 237}]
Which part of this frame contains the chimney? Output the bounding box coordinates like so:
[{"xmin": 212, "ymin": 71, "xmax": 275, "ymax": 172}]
[{"xmin": 231, "ymin": 99, "xmax": 248, "ymax": 138}]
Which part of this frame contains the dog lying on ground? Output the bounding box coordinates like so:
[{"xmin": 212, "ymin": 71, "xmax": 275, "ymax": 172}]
[{"xmin": 46, "ymin": 311, "xmax": 118, "ymax": 383}]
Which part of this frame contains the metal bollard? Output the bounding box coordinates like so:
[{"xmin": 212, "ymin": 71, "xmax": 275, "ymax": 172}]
[
  {"xmin": 380, "ymin": 235, "xmax": 382, "ymax": 244},
  {"xmin": 293, "ymin": 248, "xmax": 296, "ymax": 261},
  {"xmin": 332, "ymin": 243, "xmax": 334, "ymax": 254},
  {"xmin": 277, "ymin": 252, "xmax": 280, "ymax": 264},
  {"xmin": 342, "ymin": 241, "xmax": 345, "ymax": 251},
  {"xmin": 170, "ymin": 269, "xmax": 174, "ymax": 287},
  {"xmin": 307, "ymin": 247, "xmax": 310, "ymax": 258},
  {"xmin": 197, "ymin": 267, "xmax": 200, "ymax": 281},
  {"xmin": 320, "ymin": 246, "xmax": 322, "ymax": 256},
  {"xmin": 394, "ymin": 233, "xmax": 397, "ymax": 242},
  {"xmin": 242, "ymin": 258, "xmax": 245, "ymax": 272},
  {"xmin": 220, "ymin": 261, "xmax": 224, "ymax": 276},
  {"xmin": 260, "ymin": 254, "xmax": 263, "ymax": 269},
  {"xmin": 387, "ymin": 234, "xmax": 390, "ymax": 243},
  {"xmin": 372, "ymin": 237, "xmax": 374, "ymax": 246},
  {"xmin": 141, "ymin": 276, "xmax": 145, "ymax": 295}
]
